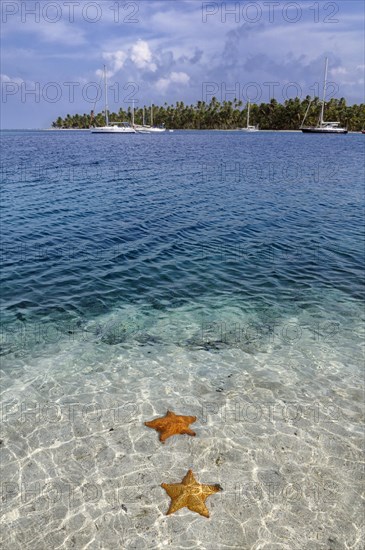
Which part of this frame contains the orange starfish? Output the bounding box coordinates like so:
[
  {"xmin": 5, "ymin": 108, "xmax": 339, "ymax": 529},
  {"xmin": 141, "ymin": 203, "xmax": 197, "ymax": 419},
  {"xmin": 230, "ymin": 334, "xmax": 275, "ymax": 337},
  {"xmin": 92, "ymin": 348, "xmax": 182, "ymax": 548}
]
[
  {"xmin": 161, "ymin": 469, "xmax": 222, "ymax": 517},
  {"xmin": 144, "ymin": 410, "xmax": 197, "ymax": 443}
]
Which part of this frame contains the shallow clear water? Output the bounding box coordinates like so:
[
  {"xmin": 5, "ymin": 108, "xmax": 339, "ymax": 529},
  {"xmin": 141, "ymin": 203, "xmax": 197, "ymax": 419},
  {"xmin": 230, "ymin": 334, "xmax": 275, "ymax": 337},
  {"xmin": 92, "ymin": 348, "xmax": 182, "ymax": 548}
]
[{"xmin": 1, "ymin": 130, "xmax": 364, "ymax": 549}]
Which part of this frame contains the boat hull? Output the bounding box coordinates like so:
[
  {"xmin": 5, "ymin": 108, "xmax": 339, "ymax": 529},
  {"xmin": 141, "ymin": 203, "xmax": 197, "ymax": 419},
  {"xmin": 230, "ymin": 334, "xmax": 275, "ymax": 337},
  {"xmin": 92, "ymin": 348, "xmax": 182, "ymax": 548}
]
[
  {"xmin": 90, "ymin": 126, "xmax": 136, "ymax": 134},
  {"xmin": 301, "ymin": 127, "xmax": 348, "ymax": 134},
  {"xmin": 148, "ymin": 127, "xmax": 166, "ymax": 133},
  {"xmin": 134, "ymin": 125, "xmax": 166, "ymax": 134}
]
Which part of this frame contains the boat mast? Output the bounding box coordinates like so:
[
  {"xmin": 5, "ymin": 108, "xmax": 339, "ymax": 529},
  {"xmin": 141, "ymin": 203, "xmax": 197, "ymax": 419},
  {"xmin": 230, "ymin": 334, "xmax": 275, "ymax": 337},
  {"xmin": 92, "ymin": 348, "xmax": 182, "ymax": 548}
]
[
  {"xmin": 247, "ymin": 101, "xmax": 250, "ymax": 128},
  {"xmin": 132, "ymin": 99, "xmax": 135, "ymax": 127},
  {"xmin": 320, "ymin": 57, "xmax": 328, "ymax": 126},
  {"xmin": 143, "ymin": 106, "xmax": 145, "ymax": 126},
  {"xmin": 151, "ymin": 102, "xmax": 153, "ymax": 127},
  {"xmin": 300, "ymin": 98, "xmax": 313, "ymax": 128},
  {"xmin": 104, "ymin": 65, "xmax": 109, "ymax": 126}
]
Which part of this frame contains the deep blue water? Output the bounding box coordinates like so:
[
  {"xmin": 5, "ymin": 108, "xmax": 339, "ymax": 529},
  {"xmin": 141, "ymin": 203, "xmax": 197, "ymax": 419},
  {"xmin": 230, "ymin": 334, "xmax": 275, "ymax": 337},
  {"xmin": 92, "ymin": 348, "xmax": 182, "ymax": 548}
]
[{"xmin": 1, "ymin": 130, "xmax": 364, "ymax": 350}]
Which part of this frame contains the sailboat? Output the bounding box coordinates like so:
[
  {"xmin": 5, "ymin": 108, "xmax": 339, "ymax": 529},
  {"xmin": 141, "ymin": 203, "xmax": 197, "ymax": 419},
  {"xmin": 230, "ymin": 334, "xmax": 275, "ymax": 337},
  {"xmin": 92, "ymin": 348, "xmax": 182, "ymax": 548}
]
[
  {"xmin": 90, "ymin": 66, "xmax": 136, "ymax": 134},
  {"xmin": 134, "ymin": 103, "xmax": 166, "ymax": 133},
  {"xmin": 240, "ymin": 101, "xmax": 259, "ymax": 132},
  {"xmin": 301, "ymin": 58, "xmax": 348, "ymax": 134},
  {"xmin": 149, "ymin": 103, "xmax": 166, "ymax": 133},
  {"xmin": 134, "ymin": 106, "xmax": 152, "ymax": 134}
]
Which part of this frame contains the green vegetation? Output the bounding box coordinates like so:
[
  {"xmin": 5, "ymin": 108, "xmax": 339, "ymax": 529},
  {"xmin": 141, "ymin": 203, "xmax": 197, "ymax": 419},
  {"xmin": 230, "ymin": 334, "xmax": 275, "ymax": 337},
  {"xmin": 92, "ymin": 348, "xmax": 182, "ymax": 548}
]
[{"xmin": 53, "ymin": 97, "xmax": 365, "ymax": 131}]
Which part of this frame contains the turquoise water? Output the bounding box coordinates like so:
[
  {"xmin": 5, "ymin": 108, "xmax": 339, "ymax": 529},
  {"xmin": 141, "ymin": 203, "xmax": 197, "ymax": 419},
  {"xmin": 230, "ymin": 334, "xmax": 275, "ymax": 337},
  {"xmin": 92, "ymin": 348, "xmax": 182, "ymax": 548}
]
[{"xmin": 1, "ymin": 130, "xmax": 364, "ymax": 549}]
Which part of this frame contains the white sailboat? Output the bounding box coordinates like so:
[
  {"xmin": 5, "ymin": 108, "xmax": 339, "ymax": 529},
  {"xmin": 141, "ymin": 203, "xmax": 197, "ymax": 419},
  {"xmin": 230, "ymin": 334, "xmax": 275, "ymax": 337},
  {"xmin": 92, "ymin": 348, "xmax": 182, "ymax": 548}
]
[
  {"xmin": 240, "ymin": 101, "xmax": 259, "ymax": 132},
  {"xmin": 134, "ymin": 106, "xmax": 151, "ymax": 133},
  {"xmin": 149, "ymin": 103, "xmax": 166, "ymax": 133},
  {"xmin": 301, "ymin": 58, "xmax": 348, "ymax": 134},
  {"xmin": 90, "ymin": 66, "xmax": 136, "ymax": 134},
  {"xmin": 135, "ymin": 103, "xmax": 166, "ymax": 133}
]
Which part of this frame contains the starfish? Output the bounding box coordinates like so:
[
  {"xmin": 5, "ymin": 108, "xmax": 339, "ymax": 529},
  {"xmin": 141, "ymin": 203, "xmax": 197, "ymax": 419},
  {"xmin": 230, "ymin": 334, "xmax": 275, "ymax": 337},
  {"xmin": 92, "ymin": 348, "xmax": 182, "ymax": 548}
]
[
  {"xmin": 161, "ymin": 469, "xmax": 222, "ymax": 517},
  {"xmin": 144, "ymin": 410, "xmax": 197, "ymax": 443}
]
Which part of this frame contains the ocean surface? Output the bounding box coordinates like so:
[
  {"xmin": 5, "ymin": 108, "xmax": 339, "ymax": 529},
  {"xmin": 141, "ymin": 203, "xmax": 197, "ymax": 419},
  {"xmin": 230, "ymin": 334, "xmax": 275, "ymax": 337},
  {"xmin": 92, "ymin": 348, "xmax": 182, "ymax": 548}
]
[{"xmin": 1, "ymin": 130, "xmax": 364, "ymax": 550}]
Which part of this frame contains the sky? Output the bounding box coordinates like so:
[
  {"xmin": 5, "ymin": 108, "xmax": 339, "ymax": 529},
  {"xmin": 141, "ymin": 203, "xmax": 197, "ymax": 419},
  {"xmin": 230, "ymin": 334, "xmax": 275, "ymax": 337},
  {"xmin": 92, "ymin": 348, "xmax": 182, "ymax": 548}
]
[{"xmin": 1, "ymin": 0, "xmax": 364, "ymax": 128}]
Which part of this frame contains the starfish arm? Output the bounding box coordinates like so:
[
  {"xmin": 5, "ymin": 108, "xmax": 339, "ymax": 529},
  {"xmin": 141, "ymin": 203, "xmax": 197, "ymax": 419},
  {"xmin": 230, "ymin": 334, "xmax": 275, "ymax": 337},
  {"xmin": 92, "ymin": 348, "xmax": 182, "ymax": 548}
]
[
  {"xmin": 186, "ymin": 416, "xmax": 197, "ymax": 424},
  {"xmin": 161, "ymin": 483, "xmax": 184, "ymax": 499},
  {"xmin": 182, "ymin": 470, "xmax": 196, "ymax": 485},
  {"xmin": 159, "ymin": 431, "xmax": 171, "ymax": 443},
  {"xmin": 202, "ymin": 484, "xmax": 222, "ymax": 496},
  {"xmin": 181, "ymin": 428, "xmax": 196, "ymax": 436},
  {"xmin": 187, "ymin": 495, "xmax": 210, "ymax": 518},
  {"xmin": 145, "ymin": 418, "xmax": 171, "ymax": 442},
  {"xmin": 166, "ymin": 493, "xmax": 189, "ymax": 515},
  {"xmin": 144, "ymin": 419, "xmax": 164, "ymax": 430}
]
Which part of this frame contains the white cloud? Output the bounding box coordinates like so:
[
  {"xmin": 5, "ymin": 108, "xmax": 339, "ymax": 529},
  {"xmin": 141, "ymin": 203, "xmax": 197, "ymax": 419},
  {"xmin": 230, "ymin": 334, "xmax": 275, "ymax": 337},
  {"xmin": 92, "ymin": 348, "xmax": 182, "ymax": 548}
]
[
  {"xmin": 0, "ymin": 74, "xmax": 24, "ymax": 85},
  {"xmin": 330, "ymin": 67, "xmax": 348, "ymax": 76},
  {"xmin": 130, "ymin": 40, "xmax": 157, "ymax": 72},
  {"xmin": 170, "ymin": 72, "xmax": 190, "ymax": 84},
  {"xmin": 96, "ymin": 40, "xmax": 158, "ymax": 78},
  {"xmin": 156, "ymin": 71, "xmax": 190, "ymax": 91},
  {"xmin": 96, "ymin": 50, "xmax": 127, "ymax": 78},
  {"xmin": 155, "ymin": 77, "xmax": 169, "ymax": 92}
]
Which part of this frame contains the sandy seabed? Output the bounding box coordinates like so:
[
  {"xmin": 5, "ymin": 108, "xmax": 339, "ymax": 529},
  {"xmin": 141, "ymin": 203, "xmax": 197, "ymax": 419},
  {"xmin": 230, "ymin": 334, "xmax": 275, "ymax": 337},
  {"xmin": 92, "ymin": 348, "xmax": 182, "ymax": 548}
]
[{"xmin": 1, "ymin": 303, "xmax": 364, "ymax": 550}]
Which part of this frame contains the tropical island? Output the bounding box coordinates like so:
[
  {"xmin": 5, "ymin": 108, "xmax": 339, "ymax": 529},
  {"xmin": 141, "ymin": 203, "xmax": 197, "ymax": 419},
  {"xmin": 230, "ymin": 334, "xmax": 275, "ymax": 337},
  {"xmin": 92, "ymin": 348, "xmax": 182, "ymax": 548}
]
[{"xmin": 52, "ymin": 97, "xmax": 365, "ymax": 131}]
